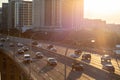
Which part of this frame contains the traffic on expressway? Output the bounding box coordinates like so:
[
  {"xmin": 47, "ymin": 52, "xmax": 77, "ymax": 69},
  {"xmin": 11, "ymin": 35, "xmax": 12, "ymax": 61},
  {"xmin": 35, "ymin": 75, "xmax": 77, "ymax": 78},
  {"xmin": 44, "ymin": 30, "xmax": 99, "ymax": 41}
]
[{"xmin": 0, "ymin": 36, "xmax": 120, "ymax": 80}]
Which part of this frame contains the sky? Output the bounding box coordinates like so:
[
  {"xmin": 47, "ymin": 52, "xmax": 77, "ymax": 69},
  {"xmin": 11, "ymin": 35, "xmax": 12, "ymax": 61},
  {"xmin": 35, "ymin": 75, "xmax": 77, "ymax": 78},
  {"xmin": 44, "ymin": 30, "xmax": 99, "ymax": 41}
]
[
  {"xmin": 0, "ymin": 0, "xmax": 8, "ymax": 7},
  {"xmin": 0, "ymin": 0, "xmax": 120, "ymax": 24},
  {"xmin": 84, "ymin": 0, "xmax": 120, "ymax": 24}
]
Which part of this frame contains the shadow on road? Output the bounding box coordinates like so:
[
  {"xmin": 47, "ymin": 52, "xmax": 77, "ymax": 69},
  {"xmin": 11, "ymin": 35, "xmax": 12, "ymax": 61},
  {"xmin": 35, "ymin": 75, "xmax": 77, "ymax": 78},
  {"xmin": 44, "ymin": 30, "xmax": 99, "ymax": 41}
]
[
  {"xmin": 39, "ymin": 65, "xmax": 55, "ymax": 73},
  {"xmin": 81, "ymin": 59, "xmax": 91, "ymax": 64},
  {"xmin": 66, "ymin": 70, "xmax": 83, "ymax": 80}
]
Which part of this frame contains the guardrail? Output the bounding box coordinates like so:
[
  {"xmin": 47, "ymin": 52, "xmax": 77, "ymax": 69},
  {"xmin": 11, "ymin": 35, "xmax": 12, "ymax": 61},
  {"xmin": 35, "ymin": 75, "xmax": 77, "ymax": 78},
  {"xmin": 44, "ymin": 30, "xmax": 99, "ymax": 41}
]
[{"xmin": 0, "ymin": 48, "xmax": 33, "ymax": 80}]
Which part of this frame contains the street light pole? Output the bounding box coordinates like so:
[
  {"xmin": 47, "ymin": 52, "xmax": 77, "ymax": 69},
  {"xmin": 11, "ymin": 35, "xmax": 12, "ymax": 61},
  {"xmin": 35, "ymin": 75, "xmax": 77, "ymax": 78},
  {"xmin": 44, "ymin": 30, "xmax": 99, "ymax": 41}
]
[
  {"xmin": 29, "ymin": 32, "xmax": 38, "ymax": 80},
  {"xmin": 64, "ymin": 48, "xmax": 68, "ymax": 80},
  {"xmin": 8, "ymin": 29, "xmax": 9, "ymax": 37}
]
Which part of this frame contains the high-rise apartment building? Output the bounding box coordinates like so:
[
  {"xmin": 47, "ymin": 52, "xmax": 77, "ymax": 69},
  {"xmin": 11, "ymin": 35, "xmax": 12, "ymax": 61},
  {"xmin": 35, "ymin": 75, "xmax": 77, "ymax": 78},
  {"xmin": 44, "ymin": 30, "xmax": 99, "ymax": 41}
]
[
  {"xmin": 33, "ymin": 0, "xmax": 84, "ymax": 30},
  {"xmin": 1, "ymin": 3, "xmax": 9, "ymax": 29},
  {"xmin": 15, "ymin": 1, "xmax": 32, "ymax": 29},
  {"xmin": 8, "ymin": 0, "xmax": 32, "ymax": 31},
  {"xmin": 0, "ymin": 8, "xmax": 2, "ymax": 28},
  {"xmin": 8, "ymin": 0, "xmax": 17, "ymax": 28}
]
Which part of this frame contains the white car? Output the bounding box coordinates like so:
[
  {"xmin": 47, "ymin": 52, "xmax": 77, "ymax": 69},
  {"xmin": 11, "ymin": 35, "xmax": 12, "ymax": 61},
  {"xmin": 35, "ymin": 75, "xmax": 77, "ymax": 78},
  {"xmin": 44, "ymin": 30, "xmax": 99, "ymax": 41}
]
[
  {"xmin": 36, "ymin": 43, "xmax": 42, "ymax": 48},
  {"xmin": 22, "ymin": 46, "xmax": 29, "ymax": 51},
  {"xmin": 17, "ymin": 43, "xmax": 23, "ymax": 47},
  {"xmin": 69, "ymin": 53, "xmax": 80, "ymax": 58},
  {"xmin": 6, "ymin": 37, "xmax": 10, "ymax": 41},
  {"xmin": 50, "ymin": 47, "xmax": 57, "ymax": 52},
  {"xmin": 17, "ymin": 49, "xmax": 24, "ymax": 54},
  {"xmin": 47, "ymin": 44, "xmax": 54, "ymax": 49},
  {"xmin": 35, "ymin": 52, "xmax": 44, "ymax": 58},
  {"xmin": 47, "ymin": 57, "xmax": 57, "ymax": 66}
]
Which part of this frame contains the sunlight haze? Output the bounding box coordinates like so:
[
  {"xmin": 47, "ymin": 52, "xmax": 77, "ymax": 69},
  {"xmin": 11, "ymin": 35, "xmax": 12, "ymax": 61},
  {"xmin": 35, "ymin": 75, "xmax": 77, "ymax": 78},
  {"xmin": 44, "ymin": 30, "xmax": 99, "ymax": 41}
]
[
  {"xmin": 0, "ymin": 0, "xmax": 120, "ymax": 24},
  {"xmin": 84, "ymin": 0, "xmax": 120, "ymax": 24}
]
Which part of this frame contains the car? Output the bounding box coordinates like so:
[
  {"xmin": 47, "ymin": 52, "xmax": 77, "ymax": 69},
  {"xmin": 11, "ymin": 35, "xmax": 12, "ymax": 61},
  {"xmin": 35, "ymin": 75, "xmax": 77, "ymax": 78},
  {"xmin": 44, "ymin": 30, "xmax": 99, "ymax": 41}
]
[
  {"xmin": 69, "ymin": 49, "xmax": 82, "ymax": 58},
  {"xmin": 17, "ymin": 43, "xmax": 23, "ymax": 47},
  {"xmin": 6, "ymin": 37, "xmax": 10, "ymax": 41},
  {"xmin": 47, "ymin": 57, "xmax": 57, "ymax": 66},
  {"xmin": 35, "ymin": 52, "xmax": 44, "ymax": 58},
  {"xmin": 69, "ymin": 53, "xmax": 80, "ymax": 58},
  {"xmin": 102, "ymin": 64, "xmax": 115, "ymax": 73},
  {"xmin": 74, "ymin": 49, "xmax": 82, "ymax": 55},
  {"xmin": 47, "ymin": 44, "xmax": 54, "ymax": 50},
  {"xmin": 22, "ymin": 46, "xmax": 29, "ymax": 51},
  {"xmin": 23, "ymin": 54, "xmax": 32, "ymax": 63},
  {"xmin": 32, "ymin": 41, "xmax": 38, "ymax": 45},
  {"xmin": 0, "ymin": 38, "xmax": 5, "ymax": 42},
  {"xmin": 50, "ymin": 47, "xmax": 57, "ymax": 52},
  {"xmin": 9, "ymin": 43, "xmax": 14, "ymax": 47},
  {"xmin": 82, "ymin": 53, "xmax": 91, "ymax": 60},
  {"xmin": 36, "ymin": 43, "xmax": 42, "ymax": 48},
  {"xmin": 101, "ymin": 54, "xmax": 111, "ymax": 62},
  {"xmin": 72, "ymin": 61, "xmax": 83, "ymax": 71},
  {"xmin": 17, "ymin": 49, "xmax": 24, "ymax": 54},
  {"xmin": 0, "ymin": 43, "xmax": 3, "ymax": 47}
]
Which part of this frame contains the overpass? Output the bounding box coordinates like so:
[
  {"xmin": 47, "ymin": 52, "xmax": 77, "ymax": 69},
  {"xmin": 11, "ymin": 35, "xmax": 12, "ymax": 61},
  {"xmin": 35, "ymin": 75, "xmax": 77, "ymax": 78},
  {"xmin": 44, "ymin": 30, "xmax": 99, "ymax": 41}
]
[
  {"xmin": 0, "ymin": 48, "xmax": 31, "ymax": 80},
  {"xmin": 0, "ymin": 36, "xmax": 120, "ymax": 80}
]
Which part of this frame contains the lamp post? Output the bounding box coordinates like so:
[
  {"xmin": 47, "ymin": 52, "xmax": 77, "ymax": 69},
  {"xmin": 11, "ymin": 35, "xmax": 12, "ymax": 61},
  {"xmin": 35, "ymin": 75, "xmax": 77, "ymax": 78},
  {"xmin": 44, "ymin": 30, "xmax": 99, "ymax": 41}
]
[
  {"xmin": 30, "ymin": 33, "xmax": 38, "ymax": 54},
  {"xmin": 6, "ymin": 28, "xmax": 10, "ymax": 41},
  {"xmin": 19, "ymin": 28, "xmax": 21, "ymax": 38},
  {"xmin": 7, "ymin": 29, "xmax": 9, "ymax": 37},
  {"xmin": 64, "ymin": 48, "xmax": 68, "ymax": 80},
  {"xmin": 29, "ymin": 32, "xmax": 38, "ymax": 80}
]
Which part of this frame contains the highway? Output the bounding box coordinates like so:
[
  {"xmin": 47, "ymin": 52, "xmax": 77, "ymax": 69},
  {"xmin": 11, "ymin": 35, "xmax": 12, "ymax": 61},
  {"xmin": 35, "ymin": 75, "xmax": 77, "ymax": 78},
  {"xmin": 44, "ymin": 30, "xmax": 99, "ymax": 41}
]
[
  {"xmin": 0, "ymin": 36, "xmax": 120, "ymax": 80},
  {"xmin": 39, "ymin": 42, "xmax": 120, "ymax": 75}
]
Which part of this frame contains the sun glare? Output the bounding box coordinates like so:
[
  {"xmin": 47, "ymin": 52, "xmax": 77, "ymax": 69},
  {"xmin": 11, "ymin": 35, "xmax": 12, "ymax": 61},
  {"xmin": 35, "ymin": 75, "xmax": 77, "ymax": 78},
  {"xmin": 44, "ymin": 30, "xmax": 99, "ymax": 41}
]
[{"xmin": 84, "ymin": 0, "xmax": 120, "ymax": 24}]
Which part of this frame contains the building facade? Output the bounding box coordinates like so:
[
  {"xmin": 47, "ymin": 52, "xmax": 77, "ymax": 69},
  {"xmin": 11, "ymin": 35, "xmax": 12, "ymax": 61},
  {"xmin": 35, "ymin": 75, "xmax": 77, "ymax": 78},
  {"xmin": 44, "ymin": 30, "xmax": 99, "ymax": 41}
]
[
  {"xmin": 15, "ymin": 1, "xmax": 32, "ymax": 29},
  {"xmin": 0, "ymin": 8, "xmax": 2, "ymax": 28},
  {"xmin": 1, "ymin": 3, "xmax": 9, "ymax": 29},
  {"xmin": 8, "ymin": 0, "xmax": 16, "ymax": 28},
  {"xmin": 33, "ymin": 0, "xmax": 84, "ymax": 30},
  {"xmin": 7, "ymin": 0, "xmax": 32, "ymax": 32}
]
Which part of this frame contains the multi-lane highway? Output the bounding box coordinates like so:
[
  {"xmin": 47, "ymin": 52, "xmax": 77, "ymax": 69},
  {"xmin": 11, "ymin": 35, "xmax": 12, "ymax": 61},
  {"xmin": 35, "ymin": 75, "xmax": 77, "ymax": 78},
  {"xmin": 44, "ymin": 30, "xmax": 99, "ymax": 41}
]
[
  {"xmin": 39, "ymin": 42, "xmax": 120, "ymax": 75},
  {"xmin": 0, "ymin": 36, "xmax": 120, "ymax": 80}
]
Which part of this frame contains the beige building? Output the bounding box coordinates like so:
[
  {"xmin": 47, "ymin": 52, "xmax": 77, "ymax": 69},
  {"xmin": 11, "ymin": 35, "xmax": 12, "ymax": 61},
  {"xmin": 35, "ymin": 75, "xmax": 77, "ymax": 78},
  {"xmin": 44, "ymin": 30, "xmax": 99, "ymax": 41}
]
[{"xmin": 33, "ymin": 0, "xmax": 84, "ymax": 30}]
